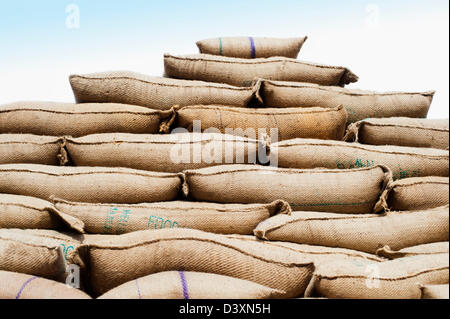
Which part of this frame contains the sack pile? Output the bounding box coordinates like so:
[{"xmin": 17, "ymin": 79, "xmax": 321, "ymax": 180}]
[{"xmin": 0, "ymin": 35, "xmax": 448, "ymax": 299}]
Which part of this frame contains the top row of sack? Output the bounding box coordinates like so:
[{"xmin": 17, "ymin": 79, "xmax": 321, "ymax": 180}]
[
  {"xmin": 175, "ymin": 36, "xmax": 357, "ymax": 87},
  {"xmin": 196, "ymin": 36, "xmax": 309, "ymax": 60}
]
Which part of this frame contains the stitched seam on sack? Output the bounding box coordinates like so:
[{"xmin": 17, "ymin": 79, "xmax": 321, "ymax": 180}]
[
  {"xmin": 184, "ymin": 165, "xmax": 383, "ymax": 177},
  {"xmin": 0, "ymin": 168, "xmax": 176, "ymax": 178},
  {"xmin": 0, "ymin": 202, "xmax": 49, "ymax": 212},
  {"xmin": 55, "ymin": 201, "xmax": 267, "ymax": 212},
  {"xmin": 275, "ymin": 142, "xmax": 449, "ymax": 159},
  {"xmin": 0, "ymin": 237, "xmax": 64, "ymax": 250},
  {"xmin": 0, "ymin": 141, "xmax": 60, "ymax": 146},
  {"xmin": 317, "ymin": 266, "xmax": 449, "ymax": 281},
  {"xmin": 0, "ymin": 109, "xmax": 159, "ymax": 116},
  {"xmin": 263, "ymin": 81, "xmax": 434, "ymax": 96},
  {"xmin": 179, "ymin": 105, "xmax": 342, "ymax": 115},
  {"xmin": 88, "ymin": 237, "xmax": 314, "ymax": 267},
  {"xmin": 258, "ymin": 209, "xmax": 445, "ymax": 234},
  {"xmin": 66, "ymin": 139, "xmax": 259, "ymax": 146},
  {"xmin": 165, "ymin": 54, "xmax": 349, "ymax": 70},
  {"xmin": 362, "ymin": 122, "xmax": 449, "ymax": 133},
  {"xmin": 393, "ymin": 181, "xmax": 449, "ymax": 188},
  {"xmin": 71, "ymin": 75, "xmax": 251, "ymax": 91},
  {"xmin": 233, "ymin": 237, "xmax": 381, "ymax": 261}
]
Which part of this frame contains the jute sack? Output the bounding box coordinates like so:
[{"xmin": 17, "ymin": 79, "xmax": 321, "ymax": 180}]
[
  {"xmin": 53, "ymin": 198, "xmax": 290, "ymax": 235},
  {"xmin": 226, "ymin": 235, "xmax": 384, "ymax": 265},
  {"xmin": 164, "ymin": 54, "xmax": 358, "ymax": 87},
  {"xmin": 84, "ymin": 228, "xmax": 314, "ymax": 297},
  {"xmin": 306, "ymin": 253, "xmax": 449, "ymax": 299},
  {"xmin": 257, "ymin": 80, "xmax": 434, "ymax": 124},
  {"xmin": 70, "ymin": 71, "xmax": 259, "ymax": 110},
  {"xmin": 0, "ymin": 229, "xmax": 85, "ymax": 282},
  {"xmin": 0, "ymin": 193, "xmax": 84, "ymax": 233},
  {"xmin": 344, "ymin": 117, "xmax": 449, "ymax": 150},
  {"xmin": 0, "ymin": 164, "xmax": 181, "ymax": 203},
  {"xmin": 183, "ymin": 164, "xmax": 391, "ymax": 214},
  {"xmin": 0, "ymin": 270, "xmax": 91, "ymax": 299},
  {"xmin": 196, "ymin": 36, "xmax": 308, "ymax": 59},
  {"xmin": 0, "ymin": 101, "xmax": 168, "ymax": 137},
  {"xmin": 98, "ymin": 271, "xmax": 284, "ymax": 299},
  {"xmin": 272, "ymin": 138, "xmax": 449, "ymax": 180},
  {"xmin": 64, "ymin": 133, "xmax": 260, "ymax": 172},
  {"xmin": 172, "ymin": 105, "xmax": 348, "ymax": 141},
  {"xmin": 376, "ymin": 242, "xmax": 449, "ymax": 259},
  {"xmin": 254, "ymin": 206, "xmax": 449, "ymax": 254},
  {"xmin": 420, "ymin": 284, "xmax": 449, "ymax": 299},
  {"xmin": 0, "ymin": 134, "xmax": 64, "ymax": 166},
  {"xmin": 381, "ymin": 176, "xmax": 449, "ymax": 211}
]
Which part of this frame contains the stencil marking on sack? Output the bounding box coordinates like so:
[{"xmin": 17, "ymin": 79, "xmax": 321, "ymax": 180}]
[{"xmin": 104, "ymin": 207, "xmax": 180, "ymax": 234}]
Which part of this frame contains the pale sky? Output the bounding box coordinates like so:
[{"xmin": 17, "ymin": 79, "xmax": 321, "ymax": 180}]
[{"xmin": 0, "ymin": 0, "xmax": 448, "ymax": 118}]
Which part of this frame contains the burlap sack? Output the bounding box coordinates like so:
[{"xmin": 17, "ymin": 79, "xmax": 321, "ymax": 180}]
[
  {"xmin": 183, "ymin": 164, "xmax": 391, "ymax": 214},
  {"xmin": 0, "ymin": 193, "xmax": 84, "ymax": 233},
  {"xmin": 0, "ymin": 101, "xmax": 167, "ymax": 137},
  {"xmin": 307, "ymin": 253, "xmax": 449, "ymax": 299},
  {"xmin": 0, "ymin": 270, "xmax": 91, "ymax": 299},
  {"xmin": 376, "ymin": 242, "xmax": 449, "ymax": 259},
  {"xmin": 172, "ymin": 105, "xmax": 347, "ymax": 141},
  {"xmin": 272, "ymin": 139, "xmax": 449, "ymax": 180},
  {"xmin": 0, "ymin": 164, "xmax": 181, "ymax": 203},
  {"xmin": 70, "ymin": 71, "xmax": 258, "ymax": 110},
  {"xmin": 0, "ymin": 134, "xmax": 63, "ymax": 166},
  {"xmin": 164, "ymin": 54, "xmax": 358, "ymax": 87},
  {"xmin": 0, "ymin": 229, "xmax": 84, "ymax": 282},
  {"xmin": 64, "ymin": 133, "xmax": 260, "ymax": 172},
  {"xmin": 257, "ymin": 80, "xmax": 434, "ymax": 124},
  {"xmin": 196, "ymin": 36, "xmax": 308, "ymax": 59},
  {"xmin": 420, "ymin": 284, "xmax": 449, "ymax": 299},
  {"xmin": 254, "ymin": 206, "xmax": 449, "ymax": 254},
  {"xmin": 345, "ymin": 117, "xmax": 449, "ymax": 150},
  {"xmin": 53, "ymin": 198, "xmax": 290, "ymax": 235},
  {"xmin": 84, "ymin": 228, "xmax": 314, "ymax": 297},
  {"xmin": 98, "ymin": 271, "xmax": 284, "ymax": 299},
  {"xmin": 381, "ymin": 176, "xmax": 449, "ymax": 211}
]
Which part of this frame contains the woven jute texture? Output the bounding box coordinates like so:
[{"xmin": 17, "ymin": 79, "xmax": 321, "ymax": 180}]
[
  {"xmin": 164, "ymin": 54, "xmax": 358, "ymax": 87},
  {"xmin": 0, "ymin": 193, "xmax": 84, "ymax": 233},
  {"xmin": 257, "ymin": 79, "xmax": 434, "ymax": 124},
  {"xmin": 0, "ymin": 164, "xmax": 182, "ymax": 204},
  {"xmin": 196, "ymin": 36, "xmax": 307, "ymax": 59},
  {"xmin": 380, "ymin": 176, "xmax": 449, "ymax": 211},
  {"xmin": 420, "ymin": 284, "xmax": 449, "ymax": 299},
  {"xmin": 0, "ymin": 270, "xmax": 91, "ymax": 299},
  {"xmin": 64, "ymin": 133, "xmax": 260, "ymax": 172},
  {"xmin": 54, "ymin": 198, "xmax": 290, "ymax": 235},
  {"xmin": 0, "ymin": 134, "xmax": 63, "ymax": 166},
  {"xmin": 0, "ymin": 229, "xmax": 84, "ymax": 282},
  {"xmin": 254, "ymin": 206, "xmax": 449, "ymax": 254},
  {"xmin": 308, "ymin": 253, "xmax": 449, "ymax": 299},
  {"xmin": 376, "ymin": 242, "xmax": 449, "ymax": 259},
  {"xmin": 98, "ymin": 271, "xmax": 284, "ymax": 299},
  {"xmin": 173, "ymin": 105, "xmax": 347, "ymax": 141},
  {"xmin": 273, "ymin": 138, "xmax": 449, "ymax": 180},
  {"xmin": 70, "ymin": 71, "xmax": 258, "ymax": 110},
  {"xmin": 183, "ymin": 164, "xmax": 391, "ymax": 214},
  {"xmin": 84, "ymin": 228, "xmax": 314, "ymax": 297},
  {"xmin": 345, "ymin": 117, "xmax": 449, "ymax": 150},
  {"xmin": 0, "ymin": 101, "xmax": 167, "ymax": 137}
]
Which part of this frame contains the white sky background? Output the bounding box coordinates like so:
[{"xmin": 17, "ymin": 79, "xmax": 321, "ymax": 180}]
[{"xmin": 0, "ymin": 2, "xmax": 448, "ymax": 119}]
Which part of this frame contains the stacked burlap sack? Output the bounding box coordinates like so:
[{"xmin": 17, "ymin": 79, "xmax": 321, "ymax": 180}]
[{"xmin": 0, "ymin": 36, "xmax": 448, "ymax": 299}]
